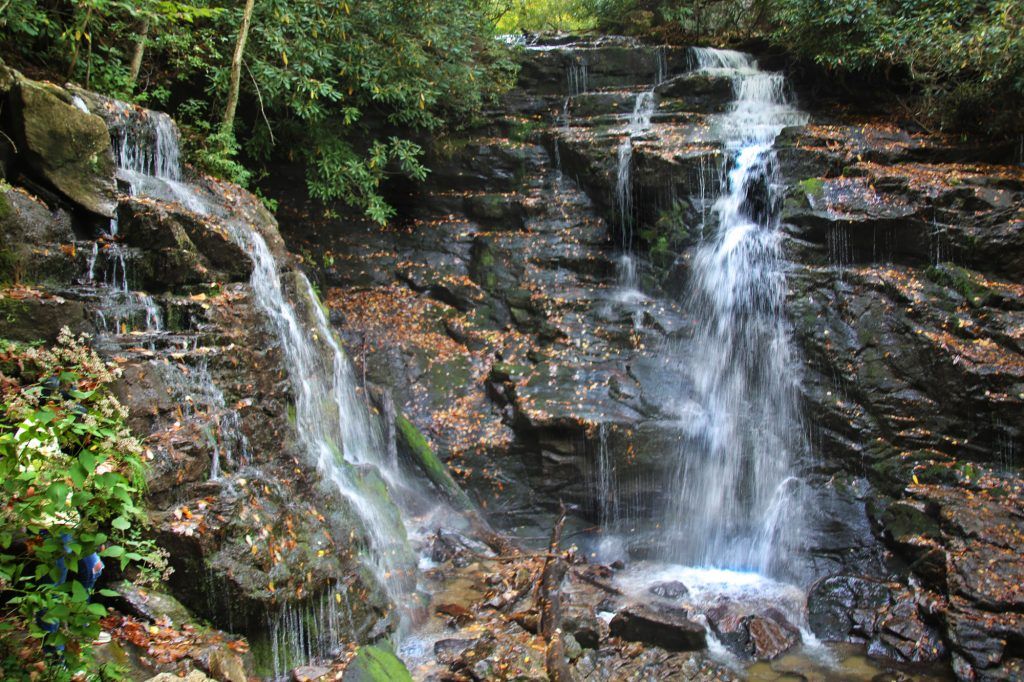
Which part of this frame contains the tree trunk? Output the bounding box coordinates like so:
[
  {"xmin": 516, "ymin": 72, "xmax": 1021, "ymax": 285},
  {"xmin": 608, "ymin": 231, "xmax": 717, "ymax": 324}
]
[
  {"xmin": 128, "ymin": 19, "xmax": 150, "ymax": 85},
  {"xmin": 223, "ymin": 0, "xmax": 256, "ymax": 132}
]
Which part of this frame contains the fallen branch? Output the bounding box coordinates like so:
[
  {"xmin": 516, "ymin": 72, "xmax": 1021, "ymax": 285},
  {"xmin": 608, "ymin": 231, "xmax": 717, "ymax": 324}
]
[{"xmin": 536, "ymin": 505, "xmax": 573, "ymax": 682}]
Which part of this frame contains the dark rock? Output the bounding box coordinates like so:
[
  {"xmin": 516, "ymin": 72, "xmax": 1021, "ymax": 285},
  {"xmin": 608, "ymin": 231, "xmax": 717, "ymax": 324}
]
[
  {"xmin": 807, "ymin": 575, "xmax": 893, "ymax": 643},
  {"xmin": 111, "ymin": 580, "xmax": 194, "ymax": 627},
  {"xmin": 562, "ymin": 603, "xmax": 605, "ymax": 649},
  {"xmin": 9, "ymin": 77, "xmax": 116, "ymax": 216},
  {"xmin": 119, "ymin": 197, "xmax": 251, "ymax": 288},
  {"xmin": 609, "ymin": 603, "xmax": 706, "ymax": 651},
  {"xmin": 0, "ymin": 294, "xmax": 91, "ymax": 342},
  {"xmin": 705, "ymin": 600, "xmax": 801, "ymax": 661},
  {"xmin": 434, "ymin": 638, "xmax": 475, "ymax": 666},
  {"xmin": 648, "ymin": 581, "xmax": 689, "ymax": 600}
]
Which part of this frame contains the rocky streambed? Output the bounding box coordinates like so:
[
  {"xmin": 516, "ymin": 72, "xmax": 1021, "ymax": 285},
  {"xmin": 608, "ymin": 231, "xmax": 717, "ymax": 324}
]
[{"xmin": 0, "ymin": 32, "xmax": 1022, "ymax": 682}]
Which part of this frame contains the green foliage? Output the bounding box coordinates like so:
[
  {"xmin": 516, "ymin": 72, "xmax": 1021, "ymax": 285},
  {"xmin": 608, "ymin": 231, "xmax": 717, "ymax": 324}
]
[
  {"xmin": 770, "ymin": 0, "xmax": 1024, "ymax": 135},
  {"xmin": 0, "ymin": 329, "xmax": 165, "ymax": 675},
  {"xmin": 1, "ymin": 0, "xmax": 517, "ymax": 223},
  {"xmin": 491, "ymin": 0, "xmax": 598, "ymax": 32},
  {"xmin": 181, "ymin": 121, "xmax": 252, "ymax": 188}
]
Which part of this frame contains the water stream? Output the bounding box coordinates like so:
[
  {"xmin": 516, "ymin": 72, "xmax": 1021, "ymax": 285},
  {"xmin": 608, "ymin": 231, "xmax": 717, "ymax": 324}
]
[
  {"xmin": 663, "ymin": 48, "xmax": 809, "ymax": 576},
  {"xmin": 98, "ymin": 109, "xmax": 427, "ymax": 674}
]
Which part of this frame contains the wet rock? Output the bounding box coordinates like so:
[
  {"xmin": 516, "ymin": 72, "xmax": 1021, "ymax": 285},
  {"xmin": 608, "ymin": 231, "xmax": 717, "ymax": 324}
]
[
  {"xmin": 562, "ymin": 603, "xmax": 606, "ymax": 649},
  {"xmin": 434, "ymin": 638, "xmax": 476, "ymax": 666},
  {"xmin": 292, "ymin": 666, "xmax": 331, "ymax": 682},
  {"xmin": 8, "ymin": 77, "xmax": 116, "ymax": 217},
  {"xmin": 119, "ymin": 198, "xmax": 251, "ymax": 288},
  {"xmin": 705, "ymin": 601, "xmax": 801, "ymax": 661},
  {"xmin": 807, "ymin": 575, "xmax": 894, "ymax": 643},
  {"xmin": 648, "ymin": 580, "xmax": 689, "ymax": 600},
  {"xmin": 609, "ymin": 603, "xmax": 706, "ymax": 651},
  {"xmin": 145, "ymin": 673, "xmax": 210, "ymax": 682},
  {"xmin": 342, "ymin": 645, "xmax": 412, "ymax": 682},
  {"xmin": 807, "ymin": 575, "xmax": 947, "ymax": 664},
  {"xmin": 203, "ymin": 647, "xmax": 248, "ymax": 682},
  {"xmin": 655, "ymin": 72, "xmax": 733, "ymax": 111},
  {"xmin": 112, "ymin": 580, "xmax": 194, "ymax": 628}
]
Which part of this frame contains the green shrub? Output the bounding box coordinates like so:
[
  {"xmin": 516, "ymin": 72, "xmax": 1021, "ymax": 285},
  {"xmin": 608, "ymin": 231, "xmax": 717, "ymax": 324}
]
[{"xmin": 0, "ymin": 329, "xmax": 167, "ymax": 676}]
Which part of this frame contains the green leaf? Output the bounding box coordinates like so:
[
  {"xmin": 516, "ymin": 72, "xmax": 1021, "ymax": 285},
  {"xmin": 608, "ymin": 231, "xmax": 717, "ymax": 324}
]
[
  {"xmin": 102, "ymin": 545, "xmax": 125, "ymax": 558},
  {"xmin": 71, "ymin": 580, "xmax": 88, "ymax": 603},
  {"xmin": 111, "ymin": 516, "xmax": 131, "ymax": 531}
]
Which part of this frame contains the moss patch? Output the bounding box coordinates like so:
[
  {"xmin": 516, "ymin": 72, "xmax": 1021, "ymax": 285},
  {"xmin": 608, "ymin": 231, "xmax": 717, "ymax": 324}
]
[
  {"xmin": 798, "ymin": 177, "xmax": 825, "ymax": 198},
  {"xmin": 343, "ymin": 644, "xmax": 412, "ymax": 682},
  {"xmin": 395, "ymin": 413, "xmax": 473, "ymax": 512},
  {"xmin": 926, "ymin": 263, "xmax": 992, "ymax": 308}
]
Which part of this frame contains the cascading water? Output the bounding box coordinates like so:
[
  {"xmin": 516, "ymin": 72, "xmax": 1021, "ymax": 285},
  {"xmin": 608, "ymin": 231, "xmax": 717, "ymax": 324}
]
[
  {"xmin": 110, "ymin": 104, "xmax": 208, "ymax": 217},
  {"xmin": 614, "ymin": 90, "xmax": 657, "ymax": 295},
  {"xmin": 155, "ymin": 357, "xmax": 252, "ymax": 480},
  {"xmin": 101, "ymin": 109, "xmax": 421, "ymax": 673},
  {"xmin": 663, "ymin": 48, "xmax": 809, "ymax": 576}
]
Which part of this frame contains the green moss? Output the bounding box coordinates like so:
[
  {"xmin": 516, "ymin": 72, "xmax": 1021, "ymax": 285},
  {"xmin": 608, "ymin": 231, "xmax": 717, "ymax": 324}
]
[
  {"xmin": 0, "ymin": 190, "xmax": 12, "ymax": 221},
  {"xmin": 508, "ymin": 118, "xmax": 541, "ymax": 143},
  {"xmin": 0, "ymin": 296, "xmax": 28, "ymax": 323},
  {"xmin": 395, "ymin": 413, "xmax": 474, "ymax": 512},
  {"xmin": 798, "ymin": 177, "xmax": 825, "ymax": 197},
  {"xmin": 489, "ymin": 362, "xmax": 529, "ymax": 382},
  {"xmin": 926, "ymin": 263, "xmax": 992, "ymax": 307},
  {"xmin": 343, "ymin": 644, "xmax": 412, "ymax": 682}
]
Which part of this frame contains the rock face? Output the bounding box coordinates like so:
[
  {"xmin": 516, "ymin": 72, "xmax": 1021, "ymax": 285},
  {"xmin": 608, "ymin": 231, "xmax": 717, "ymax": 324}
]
[
  {"xmin": 0, "ymin": 66, "xmax": 396, "ymax": 677},
  {"xmin": 4, "ymin": 70, "xmax": 117, "ymax": 217},
  {"xmin": 705, "ymin": 601, "xmax": 802, "ymax": 661},
  {"xmin": 272, "ymin": 35, "xmax": 1023, "ymax": 680}
]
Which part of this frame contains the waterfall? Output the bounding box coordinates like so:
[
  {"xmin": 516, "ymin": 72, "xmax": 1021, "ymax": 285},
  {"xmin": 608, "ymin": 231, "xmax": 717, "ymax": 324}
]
[
  {"xmin": 106, "ymin": 109, "xmax": 418, "ymax": 632},
  {"xmin": 110, "ymin": 104, "xmax": 208, "ymax": 217},
  {"xmin": 567, "ymin": 59, "xmax": 589, "ymax": 96},
  {"xmin": 615, "ymin": 90, "xmax": 657, "ymax": 288},
  {"xmin": 654, "ymin": 46, "xmax": 668, "ymax": 85},
  {"xmin": 663, "ymin": 48, "xmax": 809, "ymax": 576}
]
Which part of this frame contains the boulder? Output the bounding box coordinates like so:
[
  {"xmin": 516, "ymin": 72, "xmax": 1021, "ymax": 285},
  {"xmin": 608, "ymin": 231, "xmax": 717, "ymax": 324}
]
[
  {"xmin": 705, "ymin": 601, "xmax": 800, "ymax": 661},
  {"xmin": 112, "ymin": 580, "xmax": 194, "ymax": 628},
  {"xmin": 807, "ymin": 575, "xmax": 893, "ymax": 643},
  {"xmin": 609, "ymin": 603, "xmax": 706, "ymax": 651},
  {"xmin": 648, "ymin": 581, "xmax": 689, "ymax": 600},
  {"xmin": 9, "ymin": 78, "xmax": 116, "ymax": 217},
  {"xmin": 118, "ymin": 197, "xmax": 251, "ymax": 288}
]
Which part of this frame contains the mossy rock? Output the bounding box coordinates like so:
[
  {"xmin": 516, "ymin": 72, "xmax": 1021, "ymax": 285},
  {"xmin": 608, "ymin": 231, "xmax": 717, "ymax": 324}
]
[
  {"xmin": 926, "ymin": 263, "xmax": 993, "ymax": 308},
  {"xmin": 342, "ymin": 645, "xmax": 412, "ymax": 682},
  {"xmin": 10, "ymin": 78, "xmax": 116, "ymax": 217},
  {"xmin": 395, "ymin": 413, "xmax": 474, "ymax": 512}
]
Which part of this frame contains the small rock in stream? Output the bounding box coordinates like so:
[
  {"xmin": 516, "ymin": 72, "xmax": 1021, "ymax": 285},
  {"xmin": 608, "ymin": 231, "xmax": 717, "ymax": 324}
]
[{"xmin": 648, "ymin": 580, "xmax": 689, "ymax": 600}]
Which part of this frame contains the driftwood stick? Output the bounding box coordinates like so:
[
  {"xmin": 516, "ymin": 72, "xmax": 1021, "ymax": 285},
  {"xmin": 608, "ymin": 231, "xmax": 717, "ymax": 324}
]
[
  {"xmin": 571, "ymin": 567, "xmax": 623, "ymax": 596},
  {"xmin": 537, "ymin": 506, "xmax": 573, "ymax": 681}
]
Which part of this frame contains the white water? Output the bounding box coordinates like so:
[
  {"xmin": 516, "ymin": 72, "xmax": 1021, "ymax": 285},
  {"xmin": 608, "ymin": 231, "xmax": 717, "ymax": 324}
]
[
  {"xmin": 568, "ymin": 59, "xmax": 589, "ymax": 96},
  {"xmin": 156, "ymin": 357, "xmax": 252, "ymax": 480},
  {"xmin": 87, "ymin": 242, "xmax": 163, "ymax": 337},
  {"xmin": 105, "ymin": 109, "xmax": 423, "ymax": 673},
  {"xmin": 662, "ymin": 48, "xmax": 809, "ymax": 576},
  {"xmin": 223, "ymin": 214, "xmax": 417, "ymax": 615},
  {"xmin": 111, "ymin": 106, "xmax": 208, "ymax": 217},
  {"xmin": 614, "ymin": 90, "xmax": 657, "ymax": 292}
]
